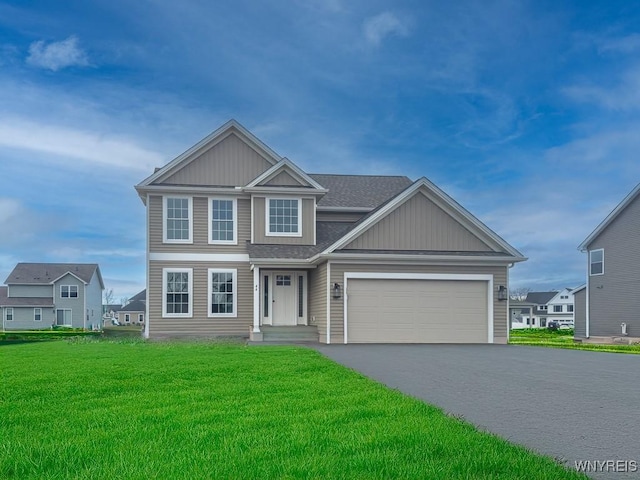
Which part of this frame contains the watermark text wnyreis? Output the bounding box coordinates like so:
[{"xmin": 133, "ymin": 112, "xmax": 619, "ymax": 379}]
[{"xmin": 575, "ymin": 460, "xmax": 638, "ymax": 473}]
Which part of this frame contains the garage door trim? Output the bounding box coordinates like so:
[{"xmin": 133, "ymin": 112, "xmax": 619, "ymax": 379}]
[{"xmin": 343, "ymin": 272, "xmax": 494, "ymax": 344}]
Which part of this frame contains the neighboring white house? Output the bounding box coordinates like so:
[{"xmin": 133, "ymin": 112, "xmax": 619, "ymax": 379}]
[{"xmin": 510, "ymin": 288, "xmax": 575, "ymax": 329}]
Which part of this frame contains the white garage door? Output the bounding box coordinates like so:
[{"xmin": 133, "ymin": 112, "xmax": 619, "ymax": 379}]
[{"xmin": 346, "ymin": 278, "xmax": 489, "ymax": 343}]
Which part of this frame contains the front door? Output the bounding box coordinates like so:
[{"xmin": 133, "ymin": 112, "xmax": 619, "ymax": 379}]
[{"xmin": 272, "ymin": 273, "xmax": 297, "ymax": 326}]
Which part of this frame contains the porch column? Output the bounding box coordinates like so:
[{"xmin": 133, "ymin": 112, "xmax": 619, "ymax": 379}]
[{"xmin": 252, "ymin": 266, "xmax": 261, "ymax": 334}]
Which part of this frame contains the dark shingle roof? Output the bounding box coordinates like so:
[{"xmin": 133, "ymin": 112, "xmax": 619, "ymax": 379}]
[
  {"xmin": 309, "ymin": 174, "xmax": 412, "ymax": 209},
  {"xmin": 5, "ymin": 263, "xmax": 99, "ymax": 285},
  {"xmin": 129, "ymin": 289, "xmax": 146, "ymax": 303},
  {"xmin": 525, "ymin": 292, "xmax": 558, "ymax": 305},
  {"xmin": 0, "ymin": 287, "xmax": 54, "ymax": 307},
  {"xmin": 121, "ymin": 299, "xmax": 146, "ymax": 312},
  {"xmin": 105, "ymin": 304, "xmax": 123, "ymax": 312}
]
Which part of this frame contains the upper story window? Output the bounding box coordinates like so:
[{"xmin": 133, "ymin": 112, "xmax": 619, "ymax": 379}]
[
  {"xmin": 590, "ymin": 249, "xmax": 604, "ymax": 276},
  {"xmin": 267, "ymin": 198, "xmax": 301, "ymax": 237},
  {"xmin": 553, "ymin": 305, "xmax": 563, "ymax": 313},
  {"xmin": 164, "ymin": 197, "xmax": 192, "ymax": 243},
  {"xmin": 567, "ymin": 305, "xmax": 574, "ymax": 313},
  {"xmin": 210, "ymin": 198, "xmax": 237, "ymax": 244},
  {"xmin": 560, "ymin": 295, "xmax": 568, "ymax": 299},
  {"xmin": 61, "ymin": 285, "xmax": 78, "ymax": 298},
  {"xmin": 538, "ymin": 305, "xmax": 547, "ymax": 311},
  {"xmin": 162, "ymin": 268, "xmax": 192, "ymax": 317}
]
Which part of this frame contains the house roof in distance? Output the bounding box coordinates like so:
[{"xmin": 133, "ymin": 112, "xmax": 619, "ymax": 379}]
[
  {"xmin": 525, "ymin": 291, "xmax": 558, "ymax": 304},
  {"xmin": 0, "ymin": 286, "xmax": 54, "ymax": 307},
  {"xmin": 5, "ymin": 263, "xmax": 102, "ymax": 286},
  {"xmin": 121, "ymin": 299, "xmax": 146, "ymax": 312},
  {"xmin": 129, "ymin": 289, "xmax": 146, "ymax": 303}
]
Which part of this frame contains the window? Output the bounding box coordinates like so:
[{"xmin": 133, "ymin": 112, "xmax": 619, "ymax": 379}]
[
  {"xmin": 164, "ymin": 197, "xmax": 192, "ymax": 243},
  {"xmin": 208, "ymin": 269, "xmax": 237, "ymax": 317},
  {"xmin": 298, "ymin": 275, "xmax": 304, "ymax": 318},
  {"xmin": 267, "ymin": 198, "xmax": 301, "ymax": 236},
  {"xmin": 56, "ymin": 309, "xmax": 72, "ymax": 326},
  {"xmin": 554, "ymin": 305, "xmax": 563, "ymax": 313},
  {"xmin": 539, "ymin": 305, "xmax": 547, "ymax": 311},
  {"xmin": 276, "ymin": 275, "xmax": 291, "ymax": 286},
  {"xmin": 560, "ymin": 295, "xmax": 568, "ymax": 299},
  {"xmin": 541, "ymin": 319, "xmax": 547, "ymax": 327},
  {"xmin": 590, "ymin": 249, "xmax": 604, "ymax": 275},
  {"xmin": 568, "ymin": 305, "xmax": 574, "ymax": 313},
  {"xmin": 138, "ymin": 314, "xmax": 144, "ymax": 323},
  {"xmin": 163, "ymin": 268, "xmax": 192, "ymax": 317},
  {"xmin": 210, "ymin": 198, "xmax": 237, "ymax": 244},
  {"xmin": 6, "ymin": 308, "xmax": 13, "ymax": 321},
  {"xmin": 34, "ymin": 308, "xmax": 42, "ymax": 322},
  {"xmin": 61, "ymin": 285, "xmax": 78, "ymax": 298},
  {"xmin": 263, "ymin": 275, "xmax": 269, "ymax": 318},
  {"xmin": 125, "ymin": 314, "xmax": 131, "ymax": 323}
]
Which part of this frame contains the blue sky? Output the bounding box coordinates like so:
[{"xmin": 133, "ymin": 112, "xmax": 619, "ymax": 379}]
[{"xmin": 1, "ymin": 0, "xmax": 639, "ymax": 301}]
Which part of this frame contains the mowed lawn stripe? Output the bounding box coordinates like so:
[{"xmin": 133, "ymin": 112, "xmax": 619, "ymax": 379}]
[{"xmin": 0, "ymin": 340, "xmax": 585, "ymax": 479}]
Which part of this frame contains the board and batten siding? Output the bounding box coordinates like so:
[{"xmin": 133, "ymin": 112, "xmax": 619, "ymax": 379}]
[
  {"xmin": 308, "ymin": 262, "xmax": 328, "ymax": 342},
  {"xmin": 148, "ymin": 261, "xmax": 253, "ymax": 338},
  {"xmin": 264, "ymin": 171, "xmax": 307, "ymax": 187},
  {"xmin": 587, "ymin": 194, "xmax": 640, "ymax": 337},
  {"xmin": 8, "ymin": 285, "xmax": 53, "ymax": 297},
  {"xmin": 252, "ymin": 197, "xmax": 315, "ymax": 245},
  {"xmin": 573, "ymin": 288, "xmax": 586, "ymax": 338},
  {"xmin": 157, "ymin": 133, "xmax": 273, "ymax": 187},
  {"xmin": 148, "ymin": 195, "xmax": 251, "ymax": 253},
  {"xmin": 328, "ymin": 263, "xmax": 508, "ymax": 344},
  {"xmin": 344, "ymin": 192, "xmax": 494, "ymax": 252}
]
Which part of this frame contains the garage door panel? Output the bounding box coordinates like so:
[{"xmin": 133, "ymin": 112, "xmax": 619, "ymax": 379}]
[{"xmin": 347, "ymin": 278, "xmax": 488, "ymax": 343}]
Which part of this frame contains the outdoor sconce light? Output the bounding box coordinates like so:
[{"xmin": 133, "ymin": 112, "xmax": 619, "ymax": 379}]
[
  {"xmin": 332, "ymin": 282, "xmax": 342, "ymax": 299},
  {"xmin": 497, "ymin": 285, "xmax": 508, "ymax": 301}
]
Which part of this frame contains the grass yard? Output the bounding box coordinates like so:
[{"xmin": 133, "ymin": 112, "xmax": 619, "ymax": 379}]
[
  {"xmin": 1, "ymin": 340, "xmax": 585, "ymax": 479},
  {"xmin": 510, "ymin": 328, "xmax": 640, "ymax": 354}
]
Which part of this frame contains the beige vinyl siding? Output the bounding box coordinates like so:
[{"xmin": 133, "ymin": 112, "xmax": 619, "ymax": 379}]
[
  {"xmin": 252, "ymin": 197, "xmax": 315, "ymax": 245},
  {"xmin": 587, "ymin": 194, "xmax": 640, "ymax": 336},
  {"xmin": 264, "ymin": 171, "xmax": 307, "ymax": 187},
  {"xmin": 316, "ymin": 211, "xmax": 365, "ymax": 223},
  {"xmin": 344, "ymin": 191, "xmax": 494, "ymax": 252},
  {"xmin": 149, "ymin": 195, "xmax": 250, "ymax": 253},
  {"xmin": 8, "ymin": 285, "xmax": 53, "ymax": 297},
  {"xmin": 574, "ymin": 288, "xmax": 586, "ymax": 338},
  {"xmin": 158, "ymin": 133, "xmax": 273, "ymax": 186},
  {"xmin": 328, "ymin": 263, "xmax": 508, "ymax": 344},
  {"xmin": 148, "ymin": 261, "xmax": 252, "ymax": 338},
  {"xmin": 308, "ymin": 263, "xmax": 327, "ymax": 342}
]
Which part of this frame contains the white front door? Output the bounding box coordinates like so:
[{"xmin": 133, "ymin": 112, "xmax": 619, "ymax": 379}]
[{"xmin": 272, "ymin": 273, "xmax": 297, "ymax": 326}]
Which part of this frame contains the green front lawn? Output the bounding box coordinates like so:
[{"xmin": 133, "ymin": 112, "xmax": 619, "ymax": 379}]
[
  {"xmin": 0, "ymin": 340, "xmax": 584, "ymax": 479},
  {"xmin": 510, "ymin": 328, "xmax": 640, "ymax": 354}
]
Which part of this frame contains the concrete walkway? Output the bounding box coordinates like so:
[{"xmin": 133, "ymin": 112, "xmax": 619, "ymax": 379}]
[{"xmin": 315, "ymin": 344, "xmax": 640, "ymax": 479}]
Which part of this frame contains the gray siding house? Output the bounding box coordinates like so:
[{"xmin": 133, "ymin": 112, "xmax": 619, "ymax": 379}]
[
  {"xmin": 135, "ymin": 120, "xmax": 526, "ymax": 344},
  {"xmin": 576, "ymin": 182, "xmax": 640, "ymax": 341},
  {"xmin": 1, "ymin": 263, "xmax": 104, "ymax": 330}
]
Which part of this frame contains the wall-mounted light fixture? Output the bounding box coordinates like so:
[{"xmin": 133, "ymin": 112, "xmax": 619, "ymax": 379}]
[
  {"xmin": 332, "ymin": 282, "xmax": 342, "ymax": 299},
  {"xmin": 497, "ymin": 285, "xmax": 508, "ymax": 301}
]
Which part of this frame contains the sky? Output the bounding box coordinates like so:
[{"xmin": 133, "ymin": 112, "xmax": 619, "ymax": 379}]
[{"xmin": 1, "ymin": 0, "xmax": 639, "ymax": 301}]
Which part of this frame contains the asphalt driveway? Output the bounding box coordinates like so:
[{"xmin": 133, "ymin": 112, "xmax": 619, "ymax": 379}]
[{"xmin": 315, "ymin": 344, "xmax": 640, "ymax": 479}]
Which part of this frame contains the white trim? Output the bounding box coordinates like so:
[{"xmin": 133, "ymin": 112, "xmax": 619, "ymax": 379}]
[
  {"xmin": 265, "ymin": 197, "xmax": 303, "ymax": 237},
  {"xmin": 245, "ymin": 158, "xmax": 326, "ymax": 190},
  {"xmin": 34, "ymin": 308, "xmax": 42, "ymax": 322},
  {"xmin": 342, "ymin": 272, "xmax": 494, "ymax": 344},
  {"xmin": 162, "ymin": 268, "xmax": 193, "ymax": 318},
  {"xmin": 316, "ymin": 206, "xmax": 373, "ymax": 213},
  {"xmin": 589, "ymin": 248, "xmax": 604, "ymax": 276},
  {"xmin": 49, "ymin": 271, "xmax": 88, "ymax": 285},
  {"xmin": 506, "ymin": 265, "xmax": 510, "ymax": 342},
  {"xmin": 586, "ymin": 266, "xmax": 590, "ymax": 338},
  {"xmin": 162, "ymin": 196, "xmax": 193, "ymax": 244},
  {"xmin": 313, "ymin": 201, "xmax": 317, "ymax": 246},
  {"xmin": 144, "ymin": 193, "xmax": 150, "ymax": 339},
  {"xmin": 150, "ymin": 253, "xmax": 250, "ymax": 262},
  {"xmin": 5, "ymin": 307, "xmax": 14, "ymax": 322},
  {"xmin": 208, "ymin": 197, "xmax": 238, "ymax": 245},
  {"xmin": 60, "ymin": 285, "xmax": 78, "ymax": 298},
  {"xmin": 207, "ymin": 268, "xmax": 238, "ymax": 318},
  {"xmin": 55, "ymin": 308, "xmax": 73, "ymax": 326},
  {"xmin": 250, "ymin": 195, "xmax": 255, "ymax": 244},
  {"xmin": 124, "ymin": 313, "xmax": 131, "ymax": 323},
  {"xmin": 315, "ymin": 253, "xmax": 521, "ymax": 264},
  {"xmin": 326, "ymin": 262, "xmax": 331, "ymax": 344},
  {"xmin": 296, "ymin": 272, "xmax": 308, "ymax": 325},
  {"xmin": 253, "ymin": 267, "xmax": 260, "ymax": 332}
]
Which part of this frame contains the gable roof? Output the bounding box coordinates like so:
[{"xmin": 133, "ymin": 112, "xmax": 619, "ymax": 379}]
[
  {"xmin": 136, "ymin": 119, "xmax": 282, "ymax": 188},
  {"xmin": 5, "ymin": 263, "xmax": 103, "ymax": 287},
  {"xmin": 321, "ymin": 177, "xmax": 526, "ymax": 260},
  {"xmin": 129, "ymin": 289, "xmax": 146, "ymax": 303},
  {"xmin": 246, "ymin": 158, "xmax": 326, "ymax": 190},
  {"xmin": 525, "ymin": 291, "xmax": 558, "ymax": 304},
  {"xmin": 578, "ymin": 182, "xmax": 640, "ymax": 251},
  {"xmin": 121, "ymin": 299, "xmax": 146, "ymax": 312},
  {"xmin": 309, "ymin": 174, "xmax": 413, "ymax": 209}
]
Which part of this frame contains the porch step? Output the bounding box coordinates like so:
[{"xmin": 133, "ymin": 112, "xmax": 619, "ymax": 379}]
[{"xmin": 261, "ymin": 325, "xmax": 318, "ymax": 342}]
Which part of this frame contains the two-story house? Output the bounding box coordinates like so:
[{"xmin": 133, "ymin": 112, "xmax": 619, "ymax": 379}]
[
  {"xmin": 509, "ymin": 289, "xmax": 575, "ymax": 329},
  {"xmin": 1, "ymin": 263, "xmax": 104, "ymax": 330},
  {"xmin": 576, "ymin": 182, "xmax": 640, "ymax": 341},
  {"xmin": 135, "ymin": 120, "xmax": 526, "ymax": 344}
]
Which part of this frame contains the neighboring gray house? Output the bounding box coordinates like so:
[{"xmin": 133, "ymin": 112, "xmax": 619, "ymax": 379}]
[
  {"xmin": 576, "ymin": 182, "xmax": 640, "ymax": 341},
  {"xmin": 1, "ymin": 263, "xmax": 104, "ymax": 331},
  {"xmin": 135, "ymin": 120, "xmax": 526, "ymax": 344},
  {"xmin": 119, "ymin": 289, "xmax": 146, "ymax": 325}
]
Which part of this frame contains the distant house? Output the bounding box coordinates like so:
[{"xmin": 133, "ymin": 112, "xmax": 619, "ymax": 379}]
[
  {"xmin": 119, "ymin": 289, "xmax": 146, "ymax": 325},
  {"xmin": 103, "ymin": 304, "xmax": 123, "ymax": 325},
  {"xmin": 509, "ymin": 289, "xmax": 575, "ymax": 329},
  {"xmin": 1, "ymin": 263, "xmax": 104, "ymax": 330},
  {"xmin": 576, "ymin": 182, "xmax": 640, "ymax": 341}
]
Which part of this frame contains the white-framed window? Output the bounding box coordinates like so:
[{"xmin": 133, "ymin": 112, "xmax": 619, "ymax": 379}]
[
  {"xmin": 60, "ymin": 285, "xmax": 78, "ymax": 298},
  {"xmin": 124, "ymin": 314, "xmax": 131, "ymax": 323},
  {"xmin": 56, "ymin": 309, "xmax": 72, "ymax": 326},
  {"xmin": 138, "ymin": 313, "xmax": 144, "ymax": 322},
  {"xmin": 34, "ymin": 308, "xmax": 42, "ymax": 322},
  {"xmin": 568, "ymin": 305, "xmax": 574, "ymax": 313},
  {"xmin": 162, "ymin": 268, "xmax": 193, "ymax": 317},
  {"xmin": 560, "ymin": 295, "xmax": 568, "ymax": 299},
  {"xmin": 539, "ymin": 305, "xmax": 547, "ymax": 311},
  {"xmin": 590, "ymin": 249, "xmax": 604, "ymax": 276},
  {"xmin": 553, "ymin": 305, "xmax": 563, "ymax": 313},
  {"xmin": 209, "ymin": 197, "xmax": 237, "ymax": 244},
  {"xmin": 208, "ymin": 268, "xmax": 237, "ymax": 317},
  {"xmin": 6, "ymin": 308, "xmax": 13, "ymax": 322},
  {"xmin": 163, "ymin": 196, "xmax": 193, "ymax": 243},
  {"xmin": 266, "ymin": 198, "xmax": 301, "ymax": 237}
]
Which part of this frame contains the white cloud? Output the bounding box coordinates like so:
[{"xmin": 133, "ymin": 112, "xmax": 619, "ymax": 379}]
[
  {"xmin": 26, "ymin": 35, "xmax": 89, "ymax": 71},
  {"xmin": 362, "ymin": 12, "xmax": 409, "ymax": 47},
  {"xmin": 0, "ymin": 118, "xmax": 164, "ymax": 172},
  {"xmin": 563, "ymin": 67, "xmax": 640, "ymax": 111}
]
